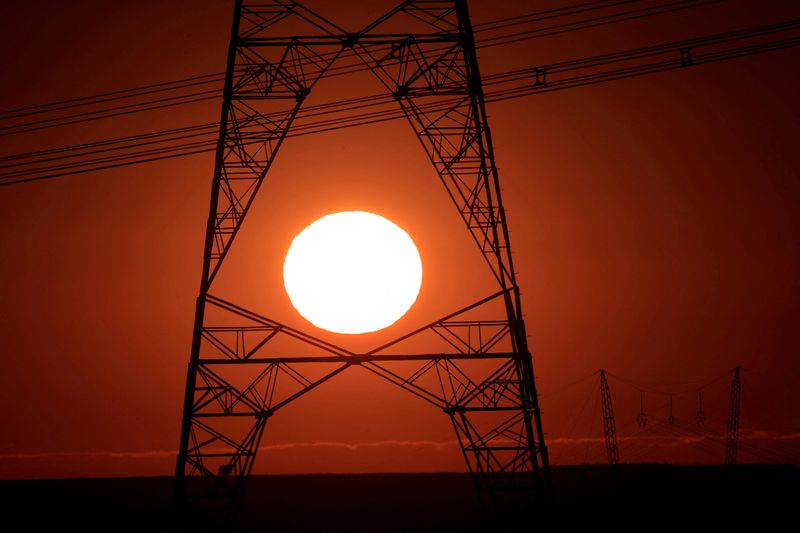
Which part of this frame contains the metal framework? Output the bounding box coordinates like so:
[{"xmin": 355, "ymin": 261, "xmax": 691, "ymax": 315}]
[
  {"xmin": 725, "ymin": 366, "xmax": 741, "ymax": 465},
  {"xmin": 636, "ymin": 392, "xmax": 647, "ymax": 428},
  {"xmin": 173, "ymin": 0, "xmax": 550, "ymax": 527},
  {"xmin": 696, "ymin": 391, "xmax": 706, "ymax": 427},
  {"xmin": 599, "ymin": 369, "xmax": 619, "ymax": 465}
]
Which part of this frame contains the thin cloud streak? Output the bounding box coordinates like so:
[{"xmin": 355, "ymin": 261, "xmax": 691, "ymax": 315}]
[{"xmin": 1, "ymin": 431, "xmax": 797, "ymax": 461}]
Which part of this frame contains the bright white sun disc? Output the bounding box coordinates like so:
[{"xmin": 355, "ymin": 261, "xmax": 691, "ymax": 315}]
[{"xmin": 283, "ymin": 211, "xmax": 423, "ymax": 334}]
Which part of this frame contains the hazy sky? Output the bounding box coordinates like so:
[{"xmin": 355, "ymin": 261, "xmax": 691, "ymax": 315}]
[{"xmin": 1, "ymin": 0, "xmax": 799, "ymax": 479}]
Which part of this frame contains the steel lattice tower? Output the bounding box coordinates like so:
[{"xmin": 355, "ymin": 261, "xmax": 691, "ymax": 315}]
[
  {"xmin": 725, "ymin": 366, "xmax": 741, "ymax": 465},
  {"xmin": 174, "ymin": 0, "xmax": 551, "ymax": 526},
  {"xmin": 599, "ymin": 369, "xmax": 619, "ymax": 465}
]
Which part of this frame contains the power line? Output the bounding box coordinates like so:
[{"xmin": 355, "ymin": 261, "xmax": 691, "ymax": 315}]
[
  {"xmin": 0, "ymin": 0, "xmax": 716, "ymax": 127},
  {"xmin": 0, "ymin": 122, "xmax": 218, "ymax": 164},
  {"xmin": 0, "ymin": 90, "xmax": 219, "ymax": 138},
  {"xmin": 6, "ymin": 7, "xmax": 784, "ymax": 139},
  {"xmin": 473, "ymin": 0, "xmax": 641, "ymax": 33},
  {"xmin": 605, "ymin": 367, "xmax": 736, "ymax": 396},
  {"xmin": 478, "ymin": 0, "xmax": 724, "ymax": 49},
  {"xmin": 0, "ymin": 72, "xmax": 226, "ymax": 120},
  {"xmin": 2, "ymin": 17, "xmax": 797, "ymax": 186}
]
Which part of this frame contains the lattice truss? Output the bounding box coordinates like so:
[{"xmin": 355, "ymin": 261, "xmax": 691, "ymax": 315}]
[{"xmin": 175, "ymin": 0, "xmax": 550, "ymax": 521}]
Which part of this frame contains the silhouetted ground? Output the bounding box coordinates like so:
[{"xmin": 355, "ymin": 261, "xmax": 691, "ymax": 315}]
[{"xmin": 0, "ymin": 465, "xmax": 797, "ymax": 531}]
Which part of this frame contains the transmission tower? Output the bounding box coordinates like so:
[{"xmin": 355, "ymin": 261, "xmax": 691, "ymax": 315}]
[
  {"xmin": 636, "ymin": 392, "xmax": 647, "ymax": 428},
  {"xmin": 695, "ymin": 391, "xmax": 706, "ymax": 426},
  {"xmin": 173, "ymin": 0, "xmax": 551, "ymax": 527},
  {"xmin": 725, "ymin": 366, "xmax": 741, "ymax": 465},
  {"xmin": 599, "ymin": 370, "xmax": 619, "ymax": 465}
]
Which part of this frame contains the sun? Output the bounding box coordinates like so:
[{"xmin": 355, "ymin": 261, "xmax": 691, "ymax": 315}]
[{"xmin": 283, "ymin": 211, "xmax": 423, "ymax": 334}]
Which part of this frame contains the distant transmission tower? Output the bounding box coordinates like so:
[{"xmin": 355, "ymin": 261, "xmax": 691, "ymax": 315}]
[
  {"xmin": 695, "ymin": 391, "xmax": 706, "ymax": 426},
  {"xmin": 599, "ymin": 370, "xmax": 619, "ymax": 465},
  {"xmin": 636, "ymin": 392, "xmax": 647, "ymax": 428},
  {"xmin": 725, "ymin": 366, "xmax": 741, "ymax": 465},
  {"xmin": 173, "ymin": 0, "xmax": 551, "ymax": 527}
]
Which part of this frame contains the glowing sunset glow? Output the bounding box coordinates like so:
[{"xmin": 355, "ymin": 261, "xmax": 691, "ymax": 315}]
[{"xmin": 283, "ymin": 211, "xmax": 423, "ymax": 334}]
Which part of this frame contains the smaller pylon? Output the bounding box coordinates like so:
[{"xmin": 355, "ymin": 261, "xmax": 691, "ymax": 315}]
[
  {"xmin": 695, "ymin": 391, "xmax": 706, "ymax": 426},
  {"xmin": 668, "ymin": 394, "xmax": 675, "ymax": 425},
  {"xmin": 599, "ymin": 370, "xmax": 620, "ymax": 465},
  {"xmin": 636, "ymin": 393, "xmax": 647, "ymax": 428},
  {"xmin": 725, "ymin": 366, "xmax": 742, "ymax": 465}
]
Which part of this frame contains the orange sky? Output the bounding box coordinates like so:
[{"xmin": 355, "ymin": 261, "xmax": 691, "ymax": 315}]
[{"xmin": 1, "ymin": 0, "xmax": 799, "ymax": 479}]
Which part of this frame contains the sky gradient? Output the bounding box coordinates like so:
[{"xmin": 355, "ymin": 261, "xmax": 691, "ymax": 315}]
[{"xmin": 1, "ymin": 0, "xmax": 799, "ymax": 479}]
